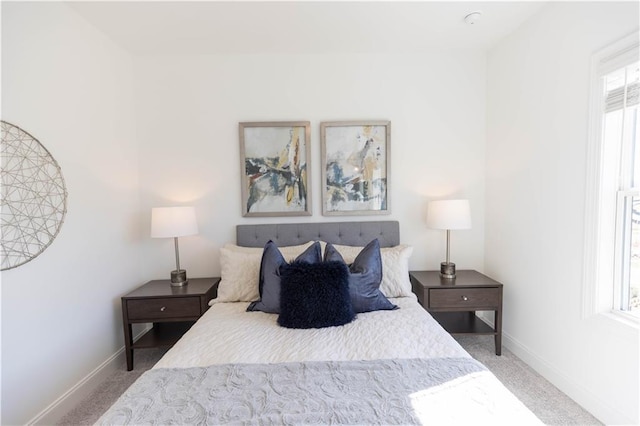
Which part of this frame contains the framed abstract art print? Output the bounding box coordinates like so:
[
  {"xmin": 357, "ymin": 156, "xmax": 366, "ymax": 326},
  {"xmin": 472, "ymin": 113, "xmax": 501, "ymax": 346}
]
[
  {"xmin": 239, "ymin": 121, "xmax": 311, "ymax": 217},
  {"xmin": 320, "ymin": 121, "xmax": 390, "ymax": 216}
]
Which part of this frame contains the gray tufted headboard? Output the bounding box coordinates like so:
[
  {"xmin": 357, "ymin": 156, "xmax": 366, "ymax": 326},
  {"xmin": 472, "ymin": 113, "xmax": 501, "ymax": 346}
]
[{"xmin": 236, "ymin": 221, "xmax": 399, "ymax": 248}]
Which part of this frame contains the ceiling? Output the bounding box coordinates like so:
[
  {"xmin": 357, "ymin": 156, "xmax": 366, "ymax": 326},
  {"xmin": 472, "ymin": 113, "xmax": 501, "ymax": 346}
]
[{"xmin": 68, "ymin": 1, "xmax": 546, "ymax": 55}]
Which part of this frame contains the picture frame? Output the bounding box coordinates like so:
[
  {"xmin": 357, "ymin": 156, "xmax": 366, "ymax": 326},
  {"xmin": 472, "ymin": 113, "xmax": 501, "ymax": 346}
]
[
  {"xmin": 239, "ymin": 121, "xmax": 312, "ymax": 217},
  {"xmin": 320, "ymin": 120, "xmax": 390, "ymax": 216}
]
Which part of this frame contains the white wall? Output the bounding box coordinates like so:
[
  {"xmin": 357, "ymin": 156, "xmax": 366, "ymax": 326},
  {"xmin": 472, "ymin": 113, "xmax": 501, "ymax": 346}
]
[
  {"xmin": 3, "ymin": 2, "xmax": 637, "ymax": 424},
  {"xmin": 486, "ymin": 2, "xmax": 639, "ymax": 424},
  {"xmin": 1, "ymin": 5, "xmax": 489, "ymax": 423},
  {"xmin": 1, "ymin": 3, "xmax": 141, "ymax": 424},
  {"xmin": 135, "ymin": 52, "xmax": 487, "ymax": 280}
]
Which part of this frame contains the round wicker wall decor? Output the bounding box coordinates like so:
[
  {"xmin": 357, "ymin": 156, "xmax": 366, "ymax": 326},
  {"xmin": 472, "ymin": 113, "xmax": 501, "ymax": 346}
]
[{"xmin": 1, "ymin": 121, "xmax": 68, "ymax": 270}]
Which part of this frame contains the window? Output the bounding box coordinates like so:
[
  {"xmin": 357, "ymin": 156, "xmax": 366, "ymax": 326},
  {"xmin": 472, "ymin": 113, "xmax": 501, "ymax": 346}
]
[
  {"xmin": 607, "ymin": 63, "xmax": 639, "ymax": 314},
  {"xmin": 584, "ymin": 32, "xmax": 639, "ymax": 321}
]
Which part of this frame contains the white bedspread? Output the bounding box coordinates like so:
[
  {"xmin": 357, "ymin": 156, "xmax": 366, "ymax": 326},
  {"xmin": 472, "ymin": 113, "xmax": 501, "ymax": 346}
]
[
  {"xmin": 101, "ymin": 220, "xmax": 543, "ymax": 425},
  {"xmin": 156, "ymin": 297, "xmax": 470, "ymax": 369},
  {"xmin": 111, "ymin": 296, "xmax": 543, "ymax": 425}
]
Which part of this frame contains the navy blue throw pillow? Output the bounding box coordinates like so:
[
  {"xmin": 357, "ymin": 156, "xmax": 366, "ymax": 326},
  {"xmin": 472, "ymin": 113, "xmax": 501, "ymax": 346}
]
[
  {"xmin": 247, "ymin": 240, "xmax": 322, "ymax": 314},
  {"xmin": 324, "ymin": 239, "xmax": 398, "ymax": 313},
  {"xmin": 278, "ymin": 261, "xmax": 355, "ymax": 329}
]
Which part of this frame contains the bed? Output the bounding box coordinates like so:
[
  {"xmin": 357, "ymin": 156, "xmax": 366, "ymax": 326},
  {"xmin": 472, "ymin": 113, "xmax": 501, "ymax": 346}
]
[{"xmin": 99, "ymin": 221, "xmax": 541, "ymax": 425}]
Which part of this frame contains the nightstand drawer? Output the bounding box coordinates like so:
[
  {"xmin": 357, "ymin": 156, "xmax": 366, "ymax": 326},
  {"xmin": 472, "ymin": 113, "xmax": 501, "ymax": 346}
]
[
  {"xmin": 429, "ymin": 288, "xmax": 501, "ymax": 309},
  {"xmin": 127, "ymin": 297, "xmax": 200, "ymax": 320}
]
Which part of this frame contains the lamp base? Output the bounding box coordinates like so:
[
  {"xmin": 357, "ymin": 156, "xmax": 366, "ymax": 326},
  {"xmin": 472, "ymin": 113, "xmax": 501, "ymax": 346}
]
[
  {"xmin": 440, "ymin": 262, "xmax": 456, "ymax": 279},
  {"xmin": 170, "ymin": 269, "xmax": 188, "ymax": 287}
]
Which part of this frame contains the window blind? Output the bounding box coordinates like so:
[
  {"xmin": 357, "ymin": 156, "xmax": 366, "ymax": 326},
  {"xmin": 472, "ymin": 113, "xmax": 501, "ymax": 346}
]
[
  {"xmin": 605, "ymin": 80, "xmax": 639, "ymax": 113},
  {"xmin": 604, "ymin": 57, "xmax": 640, "ymax": 113}
]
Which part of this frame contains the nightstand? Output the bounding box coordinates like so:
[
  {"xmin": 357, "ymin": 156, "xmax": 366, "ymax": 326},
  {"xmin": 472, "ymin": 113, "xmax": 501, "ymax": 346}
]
[
  {"xmin": 410, "ymin": 270, "xmax": 503, "ymax": 355},
  {"xmin": 121, "ymin": 277, "xmax": 220, "ymax": 370}
]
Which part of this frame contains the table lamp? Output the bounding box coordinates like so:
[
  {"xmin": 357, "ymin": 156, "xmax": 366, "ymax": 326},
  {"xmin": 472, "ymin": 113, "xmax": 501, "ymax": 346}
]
[
  {"xmin": 151, "ymin": 206, "xmax": 198, "ymax": 286},
  {"xmin": 426, "ymin": 199, "xmax": 471, "ymax": 279}
]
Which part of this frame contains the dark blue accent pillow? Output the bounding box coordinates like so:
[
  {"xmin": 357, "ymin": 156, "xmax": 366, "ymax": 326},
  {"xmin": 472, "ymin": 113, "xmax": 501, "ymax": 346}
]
[
  {"xmin": 278, "ymin": 260, "xmax": 355, "ymax": 329},
  {"xmin": 324, "ymin": 239, "xmax": 398, "ymax": 313},
  {"xmin": 247, "ymin": 240, "xmax": 322, "ymax": 314}
]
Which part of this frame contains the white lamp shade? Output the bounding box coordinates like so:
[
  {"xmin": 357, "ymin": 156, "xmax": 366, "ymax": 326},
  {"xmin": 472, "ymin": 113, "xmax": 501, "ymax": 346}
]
[
  {"xmin": 151, "ymin": 206, "xmax": 198, "ymax": 238},
  {"xmin": 426, "ymin": 199, "xmax": 471, "ymax": 230}
]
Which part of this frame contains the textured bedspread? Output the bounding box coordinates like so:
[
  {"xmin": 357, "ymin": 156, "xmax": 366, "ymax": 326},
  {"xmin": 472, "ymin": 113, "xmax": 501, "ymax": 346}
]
[
  {"xmin": 98, "ymin": 357, "xmax": 541, "ymax": 425},
  {"xmin": 154, "ymin": 298, "xmax": 470, "ymax": 369}
]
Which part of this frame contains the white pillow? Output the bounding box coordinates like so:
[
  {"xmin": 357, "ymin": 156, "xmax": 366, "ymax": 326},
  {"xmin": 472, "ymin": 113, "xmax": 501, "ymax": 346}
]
[
  {"xmin": 215, "ymin": 241, "xmax": 315, "ymax": 303},
  {"xmin": 331, "ymin": 243, "xmax": 414, "ymax": 298}
]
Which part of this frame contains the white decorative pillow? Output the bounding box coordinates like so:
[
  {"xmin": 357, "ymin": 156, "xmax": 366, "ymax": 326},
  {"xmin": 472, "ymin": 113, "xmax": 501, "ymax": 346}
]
[
  {"xmin": 330, "ymin": 243, "xmax": 414, "ymax": 298},
  {"xmin": 215, "ymin": 242, "xmax": 315, "ymax": 303}
]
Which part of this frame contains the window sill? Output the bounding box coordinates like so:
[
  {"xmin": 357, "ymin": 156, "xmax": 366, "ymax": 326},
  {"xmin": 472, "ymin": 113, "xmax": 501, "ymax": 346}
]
[{"xmin": 600, "ymin": 310, "xmax": 640, "ymax": 329}]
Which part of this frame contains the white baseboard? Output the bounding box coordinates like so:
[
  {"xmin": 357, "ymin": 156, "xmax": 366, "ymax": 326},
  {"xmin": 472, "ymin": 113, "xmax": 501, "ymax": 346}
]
[
  {"xmin": 500, "ymin": 331, "xmax": 634, "ymax": 426},
  {"xmin": 475, "ymin": 312, "xmax": 633, "ymax": 424},
  {"xmin": 26, "ymin": 319, "xmax": 633, "ymax": 426},
  {"xmin": 27, "ymin": 325, "xmax": 152, "ymax": 426}
]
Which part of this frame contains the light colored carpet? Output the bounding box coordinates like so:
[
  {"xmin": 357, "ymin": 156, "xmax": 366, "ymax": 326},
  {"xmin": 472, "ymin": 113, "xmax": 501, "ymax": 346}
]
[
  {"xmin": 57, "ymin": 347, "xmax": 170, "ymax": 426},
  {"xmin": 57, "ymin": 336, "xmax": 601, "ymax": 425},
  {"xmin": 455, "ymin": 335, "xmax": 601, "ymax": 425}
]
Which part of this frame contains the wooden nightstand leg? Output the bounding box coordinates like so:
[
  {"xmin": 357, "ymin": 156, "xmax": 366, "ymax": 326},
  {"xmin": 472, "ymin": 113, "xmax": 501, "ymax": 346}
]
[
  {"xmin": 124, "ymin": 323, "xmax": 134, "ymax": 370},
  {"xmin": 494, "ymin": 308, "xmax": 502, "ymax": 356},
  {"xmin": 122, "ymin": 298, "xmax": 134, "ymax": 371}
]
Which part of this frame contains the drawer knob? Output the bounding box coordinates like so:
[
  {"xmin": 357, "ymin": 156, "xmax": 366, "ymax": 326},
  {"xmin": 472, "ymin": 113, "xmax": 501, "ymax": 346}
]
[
  {"xmin": 160, "ymin": 306, "xmax": 166, "ymax": 312},
  {"xmin": 461, "ymin": 296, "xmax": 469, "ymax": 301}
]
